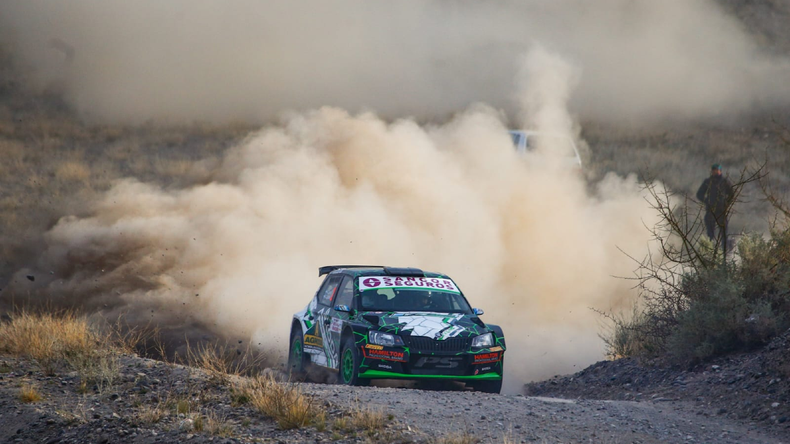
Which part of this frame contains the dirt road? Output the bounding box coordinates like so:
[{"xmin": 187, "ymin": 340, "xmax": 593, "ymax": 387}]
[
  {"xmin": 304, "ymin": 382, "xmax": 787, "ymax": 443},
  {"xmin": 2, "ymin": 353, "xmax": 787, "ymax": 443}
]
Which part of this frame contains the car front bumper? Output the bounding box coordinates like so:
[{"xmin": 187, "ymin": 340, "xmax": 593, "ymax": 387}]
[{"xmin": 358, "ymin": 344, "xmax": 504, "ymax": 380}]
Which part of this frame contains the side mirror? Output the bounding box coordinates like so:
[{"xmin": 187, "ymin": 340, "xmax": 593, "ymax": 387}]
[
  {"xmin": 472, "ymin": 308, "xmax": 484, "ymax": 316},
  {"xmin": 334, "ymin": 304, "xmax": 351, "ymax": 313}
]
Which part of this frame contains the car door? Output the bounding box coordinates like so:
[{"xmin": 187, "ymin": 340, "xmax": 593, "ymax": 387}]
[
  {"xmin": 326, "ymin": 276, "xmax": 355, "ymax": 361},
  {"xmin": 314, "ymin": 274, "xmax": 343, "ymax": 369}
]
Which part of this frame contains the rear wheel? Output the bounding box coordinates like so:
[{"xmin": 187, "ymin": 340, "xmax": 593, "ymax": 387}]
[
  {"xmin": 338, "ymin": 337, "xmax": 368, "ymax": 386},
  {"xmin": 288, "ymin": 330, "xmax": 308, "ymax": 380}
]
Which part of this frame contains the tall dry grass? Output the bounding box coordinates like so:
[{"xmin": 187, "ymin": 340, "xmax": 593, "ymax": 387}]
[
  {"xmin": 18, "ymin": 383, "xmax": 43, "ymax": 403},
  {"xmin": 234, "ymin": 374, "xmax": 323, "ymax": 430},
  {"xmin": 0, "ymin": 311, "xmax": 97, "ymax": 374},
  {"xmin": 0, "ymin": 311, "xmax": 124, "ymax": 391},
  {"xmin": 186, "ymin": 341, "xmax": 266, "ymax": 382}
]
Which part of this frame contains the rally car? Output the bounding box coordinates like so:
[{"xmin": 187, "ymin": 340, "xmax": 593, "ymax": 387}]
[
  {"xmin": 288, "ymin": 266, "xmax": 506, "ymax": 393},
  {"xmin": 509, "ymin": 130, "xmax": 583, "ymax": 169}
]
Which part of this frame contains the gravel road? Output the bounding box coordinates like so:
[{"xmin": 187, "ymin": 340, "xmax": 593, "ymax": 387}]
[
  {"xmin": 2, "ymin": 353, "xmax": 787, "ymax": 444},
  {"xmin": 304, "ymin": 382, "xmax": 788, "ymax": 443}
]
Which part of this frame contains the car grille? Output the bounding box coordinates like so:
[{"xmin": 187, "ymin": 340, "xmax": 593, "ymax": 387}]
[{"xmin": 406, "ymin": 336, "xmax": 470, "ymax": 353}]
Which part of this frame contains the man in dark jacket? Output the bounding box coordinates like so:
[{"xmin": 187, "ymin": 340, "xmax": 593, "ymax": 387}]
[{"xmin": 696, "ymin": 164, "xmax": 734, "ymax": 241}]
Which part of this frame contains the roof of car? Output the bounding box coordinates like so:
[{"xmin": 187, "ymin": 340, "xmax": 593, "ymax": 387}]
[{"xmin": 319, "ymin": 265, "xmax": 449, "ymax": 279}]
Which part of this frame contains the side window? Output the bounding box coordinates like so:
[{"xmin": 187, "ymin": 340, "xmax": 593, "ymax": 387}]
[
  {"xmin": 335, "ymin": 277, "xmax": 354, "ymax": 309},
  {"xmin": 317, "ymin": 275, "xmax": 342, "ymax": 307}
]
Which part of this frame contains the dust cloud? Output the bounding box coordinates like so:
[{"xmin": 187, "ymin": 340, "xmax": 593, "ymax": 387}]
[
  {"xmin": 1, "ymin": 0, "xmax": 789, "ymax": 124},
  {"xmin": 7, "ymin": 46, "xmax": 661, "ymax": 391},
  {"xmin": 6, "ymin": 0, "xmax": 784, "ymax": 390}
]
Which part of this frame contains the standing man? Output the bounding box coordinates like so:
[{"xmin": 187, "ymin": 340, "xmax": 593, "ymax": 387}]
[{"xmin": 696, "ymin": 164, "xmax": 734, "ymax": 242}]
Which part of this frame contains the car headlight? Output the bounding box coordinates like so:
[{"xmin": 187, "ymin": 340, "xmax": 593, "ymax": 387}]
[
  {"xmin": 471, "ymin": 333, "xmax": 494, "ymax": 348},
  {"xmin": 368, "ymin": 331, "xmax": 404, "ymax": 347}
]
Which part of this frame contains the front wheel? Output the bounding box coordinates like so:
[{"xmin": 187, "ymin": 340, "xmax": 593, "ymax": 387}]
[
  {"xmin": 338, "ymin": 337, "xmax": 368, "ymax": 386},
  {"xmin": 472, "ymin": 379, "xmax": 503, "ymax": 394},
  {"xmin": 288, "ymin": 330, "xmax": 308, "ymax": 380}
]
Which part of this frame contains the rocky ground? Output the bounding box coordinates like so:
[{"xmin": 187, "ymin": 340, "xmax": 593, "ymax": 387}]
[
  {"xmin": 526, "ymin": 328, "xmax": 790, "ymax": 441},
  {"xmin": 1, "ymin": 345, "xmax": 789, "ymax": 444}
]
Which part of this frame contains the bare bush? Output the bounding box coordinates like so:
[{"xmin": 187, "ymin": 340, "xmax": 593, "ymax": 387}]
[{"xmin": 601, "ymin": 162, "xmax": 790, "ymax": 362}]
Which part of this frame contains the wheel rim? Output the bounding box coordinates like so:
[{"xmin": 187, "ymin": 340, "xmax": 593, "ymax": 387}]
[
  {"xmin": 291, "ymin": 339, "xmax": 302, "ymax": 368},
  {"xmin": 342, "ymin": 349, "xmax": 354, "ymax": 383}
]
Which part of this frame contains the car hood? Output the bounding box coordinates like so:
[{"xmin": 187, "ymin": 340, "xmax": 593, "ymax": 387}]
[{"xmin": 363, "ymin": 312, "xmax": 489, "ymax": 340}]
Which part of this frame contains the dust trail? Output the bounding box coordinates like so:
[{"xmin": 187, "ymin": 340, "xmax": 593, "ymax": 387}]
[
  {"xmin": 8, "ymin": 51, "xmax": 661, "ymax": 390},
  {"xmin": 1, "ymin": 0, "xmax": 788, "ymax": 124}
]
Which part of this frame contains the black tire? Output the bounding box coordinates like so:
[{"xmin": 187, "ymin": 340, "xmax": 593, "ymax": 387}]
[
  {"xmin": 288, "ymin": 329, "xmax": 308, "ymax": 380},
  {"xmin": 338, "ymin": 337, "xmax": 368, "ymax": 386},
  {"xmin": 472, "ymin": 379, "xmax": 503, "ymax": 394}
]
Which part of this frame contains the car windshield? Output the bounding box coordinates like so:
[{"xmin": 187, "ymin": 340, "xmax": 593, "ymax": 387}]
[{"xmin": 359, "ymin": 288, "xmax": 473, "ymax": 313}]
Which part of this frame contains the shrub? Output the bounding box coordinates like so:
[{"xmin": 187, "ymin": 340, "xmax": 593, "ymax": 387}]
[
  {"xmin": 236, "ymin": 374, "xmax": 323, "ymax": 430},
  {"xmin": 601, "ymin": 166, "xmax": 790, "ymax": 363},
  {"xmin": 19, "ymin": 383, "xmax": 43, "ymax": 403}
]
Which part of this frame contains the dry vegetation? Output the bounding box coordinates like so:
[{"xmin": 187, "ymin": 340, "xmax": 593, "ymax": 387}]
[
  {"xmin": 0, "ymin": 310, "xmax": 410, "ymax": 442},
  {"xmin": 600, "ymin": 162, "xmax": 790, "ymax": 363},
  {"xmin": 235, "ymin": 374, "xmax": 323, "ymax": 430},
  {"xmin": 18, "ymin": 383, "xmax": 42, "ymax": 403}
]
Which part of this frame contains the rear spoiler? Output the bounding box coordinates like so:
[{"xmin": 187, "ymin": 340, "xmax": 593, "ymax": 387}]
[{"xmin": 319, "ymin": 265, "xmax": 384, "ymax": 277}]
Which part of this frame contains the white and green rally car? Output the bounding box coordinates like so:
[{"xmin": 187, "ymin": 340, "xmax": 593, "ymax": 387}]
[{"xmin": 288, "ymin": 266, "xmax": 506, "ymax": 393}]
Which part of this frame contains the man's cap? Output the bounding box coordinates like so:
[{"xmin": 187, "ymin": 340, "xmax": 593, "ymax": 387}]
[{"xmin": 711, "ymin": 163, "xmax": 722, "ymax": 170}]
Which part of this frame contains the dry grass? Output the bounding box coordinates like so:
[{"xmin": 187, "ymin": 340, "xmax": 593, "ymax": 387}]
[
  {"xmin": 348, "ymin": 406, "xmax": 387, "ymax": 436},
  {"xmin": 235, "ymin": 374, "xmax": 322, "ymax": 430},
  {"xmin": 203, "ymin": 411, "xmax": 235, "ymax": 437},
  {"xmin": 186, "ymin": 341, "xmax": 265, "ymax": 382},
  {"xmin": 136, "ymin": 404, "xmax": 166, "ymax": 425},
  {"xmin": 18, "ymin": 383, "xmax": 43, "ymax": 403},
  {"xmin": 0, "ymin": 311, "xmax": 97, "ymax": 375},
  {"xmin": 0, "ymin": 311, "xmax": 126, "ymax": 394}
]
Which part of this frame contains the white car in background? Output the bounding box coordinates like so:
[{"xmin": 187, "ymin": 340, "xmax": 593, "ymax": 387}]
[{"xmin": 509, "ymin": 130, "xmax": 582, "ymax": 169}]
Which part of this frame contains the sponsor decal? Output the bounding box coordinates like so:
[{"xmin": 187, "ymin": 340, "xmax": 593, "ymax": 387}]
[
  {"xmin": 413, "ymin": 356, "xmax": 462, "ymax": 369},
  {"xmin": 473, "ymin": 352, "xmax": 501, "ymax": 364},
  {"xmin": 377, "ymin": 363, "xmax": 393, "ymax": 370},
  {"xmin": 329, "ymin": 318, "xmax": 342, "ymax": 334},
  {"xmin": 388, "ymin": 313, "xmax": 465, "ymax": 339},
  {"xmin": 363, "ymin": 348, "xmax": 407, "ymax": 362},
  {"xmin": 365, "ymin": 344, "xmax": 384, "ymax": 350},
  {"xmin": 480, "ymin": 366, "xmax": 492, "ymax": 372},
  {"xmin": 304, "ymin": 335, "xmax": 323, "ymax": 348},
  {"xmin": 359, "ymin": 276, "xmax": 460, "ymax": 293}
]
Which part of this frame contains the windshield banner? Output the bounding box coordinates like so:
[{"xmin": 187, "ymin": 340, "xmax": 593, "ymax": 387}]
[{"xmin": 358, "ymin": 276, "xmax": 460, "ymax": 293}]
